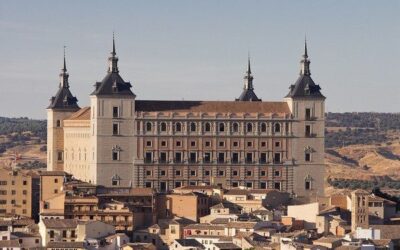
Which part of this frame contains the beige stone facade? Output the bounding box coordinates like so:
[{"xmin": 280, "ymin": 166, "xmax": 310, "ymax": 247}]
[{"xmin": 47, "ymin": 40, "xmax": 325, "ymax": 200}]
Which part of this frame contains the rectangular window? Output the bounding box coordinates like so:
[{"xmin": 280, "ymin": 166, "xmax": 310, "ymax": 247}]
[
  {"xmin": 305, "ymin": 180, "xmax": 311, "ymax": 190},
  {"xmin": 205, "ymin": 141, "xmax": 211, "ymax": 147},
  {"xmin": 305, "ymin": 125, "xmax": 312, "ymax": 137},
  {"xmin": 232, "ymin": 153, "xmax": 239, "ymax": 164},
  {"xmin": 246, "ymin": 153, "xmax": 253, "ymax": 163},
  {"xmin": 274, "ymin": 153, "xmax": 281, "ymax": 164},
  {"xmin": 218, "ymin": 153, "xmax": 225, "ymax": 163},
  {"xmin": 275, "ymin": 141, "xmax": 280, "ymax": 147},
  {"xmin": 246, "ymin": 170, "xmax": 252, "ymax": 176},
  {"xmin": 175, "ymin": 170, "xmax": 181, "ymax": 176},
  {"xmin": 190, "ymin": 170, "xmax": 196, "ymax": 176},
  {"xmin": 146, "ymin": 170, "xmax": 152, "ymax": 176},
  {"xmin": 23, "ymin": 180, "xmax": 27, "ymax": 185},
  {"xmin": 246, "ymin": 182, "xmax": 253, "ymax": 188},
  {"xmin": 274, "ymin": 170, "xmax": 281, "ymax": 177},
  {"xmin": 57, "ymin": 151, "xmax": 63, "ymax": 161},
  {"xmin": 219, "ymin": 141, "xmax": 225, "ymax": 147},
  {"xmin": 260, "ymin": 170, "xmax": 266, "ymax": 176},
  {"xmin": 274, "ymin": 182, "xmax": 281, "ymax": 190},
  {"xmin": 160, "ymin": 170, "xmax": 166, "ymax": 176},
  {"xmin": 176, "ymin": 141, "xmax": 182, "ymax": 147},
  {"xmin": 247, "ymin": 141, "xmax": 252, "ymax": 147},
  {"xmin": 161, "ymin": 140, "xmax": 167, "ymax": 147},
  {"xmin": 23, "ymin": 190, "xmax": 27, "ymax": 195},
  {"xmin": 113, "ymin": 107, "xmax": 119, "ymax": 118},
  {"xmin": 190, "ymin": 141, "xmax": 196, "ymax": 147},
  {"xmin": 260, "ymin": 153, "xmax": 267, "ymax": 164},
  {"xmin": 261, "ymin": 141, "xmax": 267, "ymax": 147},
  {"xmin": 175, "ymin": 152, "xmax": 182, "ymax": 163},
  {"xmin": 189, "ymin": 181, "xmax": 196, "ymax": 186},
  {"xmin": 260, "ymin": 182, "xmax": 267, "ymax": 189},
  {"xmin": 175, "ymin": 181, "xmax": 182, "ymax": 188},
  {"xmin": 160, "ymin": 182, "xmax": 167, "ymax": 192},
  {"xmin": 189, "ymin": 152, "xmax": 197, "ymax": 163},
  {"xmin": 218, "ymin": 170, "xmax": 225, "ymax": 176},
  {"xmin": 112, "ymin": 151, "xmax": 120, "ymax": 161},
  {"xmin": 112, "ymin": 123, "xmax": 120, "ymax": 135},
  {"xmin": 305, "ymin": 108, "xmax": 311, "ymax": 120},
  {"xmin": 305, "ymin": 153, "xmax": 311, "ymax": 162},
  {"xmin": 145, "ymin": 152, "xmax": 152, "ymax": 163},
  {"xmin": 204, "ymin": 170, "xmax": 210, "ymax": 176},
  {"xmin": 233, "ymin": 141, "xmax": 239, "ymax": 147},
  {"xmin": 146, "ymin": 140, "xmax": 152, "ymax": 147},
  {"xmin": 204, "ymin": 152, "xmax": 211, "ymax": 163},
  {"xmin": 159, "ymin": 152, "xmax": 167, "ymax": 163},
  {"xmin": 232, "ymin": 182, "xmax": 239, "ymax": 187},
  {"xmin": 232, "ymin": 170, "xmax": 238, "ymax": 176},
  {"xmin": 145, "ymin": 182, "xmax": 152, "ymax": 188}
]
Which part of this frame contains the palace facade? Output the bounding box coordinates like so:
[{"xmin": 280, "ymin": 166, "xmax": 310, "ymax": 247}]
[{"xmin": 47, "ymin": 38, "xmax": 325, "ymax": 199}]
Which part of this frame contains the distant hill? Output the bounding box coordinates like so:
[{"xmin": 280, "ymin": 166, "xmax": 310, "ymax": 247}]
[
  {"xmin": 325, "ymin": 112, "xmax": 400, "ymax": 148},
  {"xmin": 0, "ymin": 117, "xmax": 46, "ymax": 138}
]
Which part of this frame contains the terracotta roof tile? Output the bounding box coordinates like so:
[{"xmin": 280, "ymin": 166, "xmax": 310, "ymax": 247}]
[
  {"xmin": 136, "ymin": 100, "xmax": 290, "ymax": 114},
  {"xmin": 67, "ymin": 107, "xmax": 91, "ymax": 120}
]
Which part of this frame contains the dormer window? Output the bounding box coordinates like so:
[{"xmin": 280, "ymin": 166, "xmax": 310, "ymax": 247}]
[
  {"xmin": 112, "ymin": 80, "xmax": 118, "ymax": 93},
  {"xmin": 304, "ymin": 84, "xmax": 310, "ymax": 95}
]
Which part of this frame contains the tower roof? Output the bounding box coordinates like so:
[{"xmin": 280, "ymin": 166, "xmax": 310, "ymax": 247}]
[
  {"xmin": 236, "ymin": 57, "xmax": 261, "ymax": 102},
  {"xmin": 91, "ymin": 35, "xmax": 135, "ymax": 97},
  {"xmin": 285, "ymin": 40, "xmax": 325, "ymax": 99},
  {"xmin": 48, "ymin": 48, "xmax": 80, "ymax": 110}
]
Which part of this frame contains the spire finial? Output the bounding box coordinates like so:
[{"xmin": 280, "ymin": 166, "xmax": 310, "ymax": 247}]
[
  {"xmin": 108, "ymin": 32, "xmax": 119, "ymax": 73},
  {"xmin": 63, "ymin": 45, "xmax": 67, "ymax": 72},
  {"xmin": 112, "ymin": 32, "xmax": 116, "ymax": 56},
  {"xmin": 247, "ymin": 52, "xmax": 251, "ymax": 74},
  {"xmin": 304, "ymin": 36, "xmax": 308, "ymax": 59},
  {"xmin": 244, "ymin": 54, "xmax": 254, "ymax": 90},
  {"xmin": 59, "ymin": 45, "xmax": 69, "ymax": 88},
  {"xmin": 300, "ymin": 38, "xmax": 311, "ymax": 76}
]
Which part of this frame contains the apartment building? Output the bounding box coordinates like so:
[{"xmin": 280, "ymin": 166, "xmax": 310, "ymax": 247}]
[{"xmin": 0, "ymin": 167, "xmax": 40, "ymax": 221}]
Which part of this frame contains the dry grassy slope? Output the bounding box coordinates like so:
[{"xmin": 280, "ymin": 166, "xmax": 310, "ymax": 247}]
[
  {"xmin": 0, "ymin": 143, "xmax": 46, "ymax": 168},
  {"xmin": 326, "ymin": 141, "xmax": 400, "ymax": 181}
]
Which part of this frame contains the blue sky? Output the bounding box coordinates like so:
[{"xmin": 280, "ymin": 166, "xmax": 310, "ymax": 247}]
[{"xmin": 0, "ymin": 0, "xmax": 399, "ymax": 118}]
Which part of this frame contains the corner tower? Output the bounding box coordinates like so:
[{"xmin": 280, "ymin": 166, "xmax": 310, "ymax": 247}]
[
  {"xmin": 284, "ymin": 40, "xmax": 326, "ymax": 201},
  {"xmin": 47, "ymin": 49, "xmax": 80, "ymax": 171},
  {"xmin": 90, "ymin": 36, "xmax": 136, "ymax": 187},
  {"xmin": 236, "ymin": 57, "xmax": 261, "ymax": 101}
]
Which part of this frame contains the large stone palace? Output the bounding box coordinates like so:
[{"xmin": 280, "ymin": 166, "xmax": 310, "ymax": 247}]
[{"xmin": 47, "ymin": 38, "xmax": 325, "ymax": 199}]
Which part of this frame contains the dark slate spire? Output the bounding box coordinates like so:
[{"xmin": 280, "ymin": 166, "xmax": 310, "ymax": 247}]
[
  {"xmin": 59, "ymin": 46, "xmax": 69, "ymax": 88},
  {"xmin": 236, "ymin": 56, "xmax": 261, "ymax": 102},
  {"xmin": 108, "ymin": 33, "xmax": 119, "ymax": 73},
  {"xmin": 91, "ymin": 35, "xmax": 135, "ymax": 97},
  {"xmin": 48, "ymin": 48, "xmax": 79, "ymax": 110},
  {"xmin": 300, "ymin": 39, "xmax": 311, "ymax": 76},
  {"xmin": 285, "ymin": 40, "xmax": 325, "ymax": 99}
]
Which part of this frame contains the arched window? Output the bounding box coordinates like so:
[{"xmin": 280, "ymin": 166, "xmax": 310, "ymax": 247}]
[
  {"xmin": 146, "ymin": 122, "xmax": 152, "ymax": 132},
  {"xmin": 232, "ymin": 123, "xmax": 239, "ymax": 133},
  {"xmin": 160, "ymin": 122, "xmax": 167, "ymax": 132},
  {"xmin": 219, "ymin": 123, "xmax": 225, "ymax": 132},
  {"xmin": 274, "ymin": 123, "xmax": 281, "ymax": 133},
  {"xmin": 204, "ymin": 122, "xmax": 211, "ymax": 132},
  {"xmin": 175, "ymin": 122, "xmax": 182, "ymax": 132},
  {"xmin": 260, "ymin": 123, "xmax": 267, "ymax": 133},
  {"xmin": 190, "ymin": 122, "xmax": 196, "ymax": 132},
  {"xmin": 247, "ymin": 123, "xmax": 253, "ymax": 133}
]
